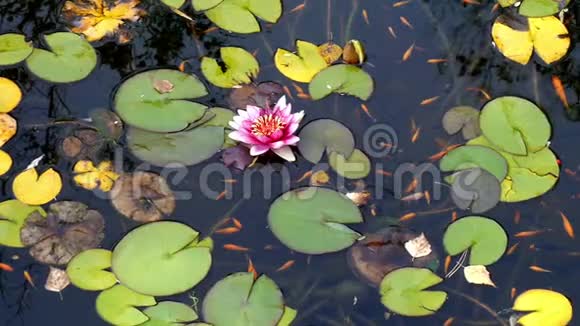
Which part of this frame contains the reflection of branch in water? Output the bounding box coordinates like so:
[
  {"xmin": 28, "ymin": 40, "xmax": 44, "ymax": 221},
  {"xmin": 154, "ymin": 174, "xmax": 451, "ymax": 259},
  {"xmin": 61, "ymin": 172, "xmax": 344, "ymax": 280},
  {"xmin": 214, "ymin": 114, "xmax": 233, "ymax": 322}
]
[
  {"xmin": 443, "ymin": 286, "xmax": 509, "ymax": 326},
  {"xmin": 0, "ymin": 259, "xmax": 40, "ymax": 326}
]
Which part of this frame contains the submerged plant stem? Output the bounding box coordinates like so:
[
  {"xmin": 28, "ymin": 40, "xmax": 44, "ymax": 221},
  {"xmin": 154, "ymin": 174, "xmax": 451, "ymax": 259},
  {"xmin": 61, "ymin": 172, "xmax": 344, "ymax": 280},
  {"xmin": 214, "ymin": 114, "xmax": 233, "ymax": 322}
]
[{"xmin": 443, "ymin": 287, "xmax": 509, "ymax": 326}]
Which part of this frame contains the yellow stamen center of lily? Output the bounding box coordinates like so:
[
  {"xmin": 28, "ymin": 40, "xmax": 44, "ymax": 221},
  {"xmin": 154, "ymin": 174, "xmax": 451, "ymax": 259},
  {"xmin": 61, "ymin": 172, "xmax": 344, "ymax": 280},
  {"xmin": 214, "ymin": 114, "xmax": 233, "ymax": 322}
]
[{"xmin": 251, "ymin": 114, "xmax": 285, "ymax": 137}]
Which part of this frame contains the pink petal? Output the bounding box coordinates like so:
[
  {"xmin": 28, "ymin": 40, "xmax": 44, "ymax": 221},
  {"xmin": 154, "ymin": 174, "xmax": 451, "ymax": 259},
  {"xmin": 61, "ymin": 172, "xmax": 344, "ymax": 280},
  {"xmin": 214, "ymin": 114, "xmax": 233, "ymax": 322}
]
[
  {"xmin": 246, "ymin": 106, "xmax": 262, "ymax": 119},
  {"xmin": 237, "ymin": 109, "xmax": 249, "ymax": 119},
  {"xmin": 291, "ymin": 111, "xmax": 305, "ymax": 124},
  {"xmin": 272, "ymin": 146, "xmax": 296, "ymax": 162},
  {"xmin": 281, "ymin": 103, "xmax": 292, "ymax": 116},
  {"xmin": 233, "ymin": 115, "xmax": 247, "ymax": 125},
  {"xmin": 286, "ymin": 122, "xmax": 300, "ymax": 135},
  {"xmin": 250, "ymin": 144, "xmax": 270, "ymax": 156},
  {"xmin": 274, "ymin": 95, "xmax": 287, "ymax": 111},
  {"xmin": 229, "ymin": 121, "xmax": 240, "ymax": 129},
  {"xmin": 229, "ymin": 131, "xmax": 258, "ymax": 145},
  {"xmin": 283, "ymin": 135, "xmax": 300, "ymax": 145}
]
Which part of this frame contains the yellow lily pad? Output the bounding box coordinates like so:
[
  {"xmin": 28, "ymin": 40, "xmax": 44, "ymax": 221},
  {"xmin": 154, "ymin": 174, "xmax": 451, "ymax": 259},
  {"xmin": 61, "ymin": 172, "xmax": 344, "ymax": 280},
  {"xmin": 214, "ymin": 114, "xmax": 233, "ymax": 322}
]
[
  {"xmin": 0, "ymin": 149, "xmax": 12, "ymax": 176},
  {"xmin": 513, "ymin": 289, "xmax": 572, "ymax": 326},
  {"xmin": 492, "ymin": 15, "xmax": 570, "ymax": 65},
  {"xmin": 0, "ymin": 77, "xmax": 22, "ymax": 113},
  {"xmin": 73, "ymin": 160, "xmax": 119, "ymax": 192},
  {"xmin": 274, "ymin": 40, "xmax": 328, "ymax": 83},
  {"xmin": 12, "ymin": 168, "xmax": 63, "ymax": 205},
  {"xmin": 0, "ymin": 113, "xmax": 16, "ymax": 147}
]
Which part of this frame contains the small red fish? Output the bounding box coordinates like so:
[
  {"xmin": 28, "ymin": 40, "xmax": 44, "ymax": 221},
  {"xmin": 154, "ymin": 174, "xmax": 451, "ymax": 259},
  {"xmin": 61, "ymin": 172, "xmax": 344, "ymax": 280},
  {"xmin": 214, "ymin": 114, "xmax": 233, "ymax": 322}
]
[
  {"xmin": 276, "ymin": 260, "xmax": 295, "ymax": 272},
  {"xmin": 0, "ymin": 263, "xmax": 14, "ymax": 272},
  {"xmin": 223, "ymin": 244, "xmax": 250, "ymax": 252}
]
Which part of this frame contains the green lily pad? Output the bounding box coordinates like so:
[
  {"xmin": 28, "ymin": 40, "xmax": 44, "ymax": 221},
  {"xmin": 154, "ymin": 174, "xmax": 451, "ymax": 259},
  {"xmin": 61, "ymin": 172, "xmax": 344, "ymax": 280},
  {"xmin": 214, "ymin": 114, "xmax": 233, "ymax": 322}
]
[
  {"xmin": 309, "ymin": 64, "xmax": 374, "ymax": 101},
  {"xmin": 162, "ymin": 0, "xmax": 186, "ymax": 8},
  {"xmin": 379, "ymin": 267, "xmax": 447, "ymax": 317},
  {"xmin": 202, "ymin": 272, "xmax": 284, "ymax": 326},
  {"xmin": 450, "ymin": 168, "xmax": 501, "ymax": 214},
  {"xmin": 277, "ymin": 307, "xmax": 297, "ymax": 326},
  {"xmin": 297, "ymin": 119, "xmax": 355, "ymax": 163},
  {"xmin": 201, "ymin": 107, "xmax": 236, "ymax": 148},
  {"xmin": 328, "ymin": 149, "xmax": 371, "ymax": 179},
  {"xmin": 112, "ymin": 221, "xmax": 212, "ymax": 296},
  {"xmin": 96, "ymin": 284, "xmax": 156, "ymax": 326},
  {"xmin": 114, "ymin": 69, "xmax": 209, "ymax": 133},
  {"xmin": 519, "ymin": 0, "xmax": 570, "ymax": 17},
  {"xmin": 127, "ymin": 126, "xmax": 224, "ymax": 167},
  {"xmin": 192, "ymin": 0, "xmax": 223, "ymax": 11},
  {"xmin": 66, "ymin": 249, "xmax": 117, "ymax": 291},
  {"xmin": 0, "ymin": 200, "xmax": 45, "ymax": 247},
  {"xmin": 203, "ymin": 0, "xmax": 282, "ymax": 34},
  {"xmin": 440, "ymin": 145, "xmax": 508, "ymax": 181},
  {"xmin": 25, "ymin": 32, "xmax": 97, "ymax": 83},
  {"xmin": 0, "ymin": 33, "xmax": 33, "ymax": 66},
  {"xmin": 468, "ymin": 136, "xmax": 559, "ymax": 202},
  {"xmin": 201, "ymin": 47, "xmax": 259, "ymax": 88},
  {"xmin": 441, "ymin": 105, "xmax": 481, "ymax": 140},
  {"xmin": 141, "ymin": 302, "xmax": 199, "ymax": 326},
  {"xmin": 479, "ymin": 96, "xmax": 551, "ymax": 155},
  {"xmin": 268, "ymin": 187, "xmax": 363, "ymax": 254},
  {"xmin": 443, "ymin": 215, "xmax": 508, "ymax": 265}
]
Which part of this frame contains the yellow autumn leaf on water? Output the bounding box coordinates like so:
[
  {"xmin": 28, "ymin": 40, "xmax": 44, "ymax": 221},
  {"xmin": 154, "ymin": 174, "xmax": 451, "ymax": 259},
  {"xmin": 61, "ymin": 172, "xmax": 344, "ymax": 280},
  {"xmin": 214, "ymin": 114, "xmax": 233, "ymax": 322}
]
[
  {"xmin": 13, "ymin": 168, "xmax": 62, "ymax": 205},
  {"xmin": 73, "ymin": 160, "xmax": 119, "ymax": 192},
  {"xmin": 0, "ymin": 77, "xmax": 22, "ymax": 113},
  {"xmin": 513, "ymin": 289, "xmax": 573, "ymax": 326},
  {"xmin": 492, "ymin": 15, "xmax": 570, "ymax": 65},
  {"xmin": 62, "ymin": 0, "xmax": 144, "ymax": 42},
  {"xmin": 0, "ymin": 113, "xmax": 16, "ymax": 148},
  {"xmin": 0, "ymin": 150, "xmax": 13, "ymax": 176},
  {"xmin": 275, "ymin": 40, "xmax": 328, "ymax": 83}
]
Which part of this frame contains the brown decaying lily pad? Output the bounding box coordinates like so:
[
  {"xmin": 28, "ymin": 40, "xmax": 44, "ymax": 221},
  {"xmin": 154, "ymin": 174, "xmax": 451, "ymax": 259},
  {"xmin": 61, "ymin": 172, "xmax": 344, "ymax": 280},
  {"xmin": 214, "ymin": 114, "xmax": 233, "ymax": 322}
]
[
  {"xmin": 110, "ymin": 172, "xmax": 175, "ymax": 222},
  {"xmin": 347, "ymin": 226, "xmax": 438, "ymax": 287},
  {"xmin": 60, "ymin": 128, "xmax": 105, "ymax": 160},
  {"xmin": 228, "ymin": 82, "xmax": 284, "ymax": 110},
  {"xmin": 20, "ymin": 201, "xmax": 105, "ymax": 266}
]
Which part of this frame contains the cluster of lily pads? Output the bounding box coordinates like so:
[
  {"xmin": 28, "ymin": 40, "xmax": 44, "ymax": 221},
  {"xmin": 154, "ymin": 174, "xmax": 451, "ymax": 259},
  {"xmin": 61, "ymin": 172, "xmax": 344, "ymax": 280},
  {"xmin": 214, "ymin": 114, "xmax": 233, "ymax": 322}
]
[
  {"xmin": 0, "ymin": 32, "xmax": 97, "ymax": 83},
  {"xmin": 440, "ymin": 96, "xmax": 559, "ymax": 212},
  {"xmin": 68, "ymin": 220, "xmax": 300, "ymax": 326},
  {"xmin": 117, "ymin": 69, "xmax": 235, "ymax": 167},
  {"xmin": 266, "ymin": 186, "xmax": 570, "ymax": 323},
  {"xmin": 275, "ymin": 39, "xmax": 374, "ymax": 101},
  {"xmin": 492, "ymin": 0, "xmax": 571, "ymax": 65}
]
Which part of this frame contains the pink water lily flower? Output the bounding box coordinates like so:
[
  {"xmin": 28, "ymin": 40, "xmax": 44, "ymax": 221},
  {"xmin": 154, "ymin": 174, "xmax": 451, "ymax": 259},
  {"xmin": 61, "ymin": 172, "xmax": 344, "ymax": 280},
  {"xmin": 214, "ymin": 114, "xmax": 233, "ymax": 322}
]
[{"xmin": 228, "ymin": 96, "xmax": 304, "ymax": 162}]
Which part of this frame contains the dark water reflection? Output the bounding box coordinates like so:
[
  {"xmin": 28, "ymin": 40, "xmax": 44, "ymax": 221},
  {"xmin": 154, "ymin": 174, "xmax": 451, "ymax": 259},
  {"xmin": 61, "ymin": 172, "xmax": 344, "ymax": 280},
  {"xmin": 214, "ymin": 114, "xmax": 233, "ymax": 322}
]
[{"xmin": 1, "ymin": 0, "xmax": 580, "ymax": 325}]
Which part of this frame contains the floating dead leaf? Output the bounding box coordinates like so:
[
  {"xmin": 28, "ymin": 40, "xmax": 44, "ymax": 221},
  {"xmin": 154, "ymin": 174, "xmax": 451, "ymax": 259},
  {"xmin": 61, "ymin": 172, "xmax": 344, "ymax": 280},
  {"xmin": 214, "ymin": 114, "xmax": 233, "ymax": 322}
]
[
  {"xmin": 0, "ymin": 113, "xmax": 16, "ymax": 147},
  {"xmin": 20, "ymin": 201, "xmax": 105, "ymax": 265},
  {"xmin": 347, "ymin": 226, "xmax": 438, "ymax": 286},
  {"xmin": 404, "ymin": 233, "xmax": 432, "ymax": 258},
  {"xmin": 346, "ymin": 191, "xmax": 371, "ymax": 206},
  {"xmin": 343, "ymin": 40, "xmax": 365, "ymax": 64},
  {"xmin": 110, "ymin": 172, "xmax": 175, "ymax": 222},
  {"xmin": 463, "ymin": 265, "xmax": 496, "ymax": 287},
  {"xmin": 62, "ymin": 0, "xmax": 145, "ymax": 42},
  {"xmin": 60, "ymin": 128, "xmax": 105, "ymax": 160},
  {"xmin": 45, "ymin": 266, "xmax": 70, "ymax": 292},
  {"xmin": 318, "ymin": 42, "xmax": 343, "ymax": 65},
  {"xmin": 228, "ymin": 82, "xmax": 284, "ymax": 110},
  {"xmin": 153, "ymin": 79, "xmax": 174, "ymax": 94}
]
